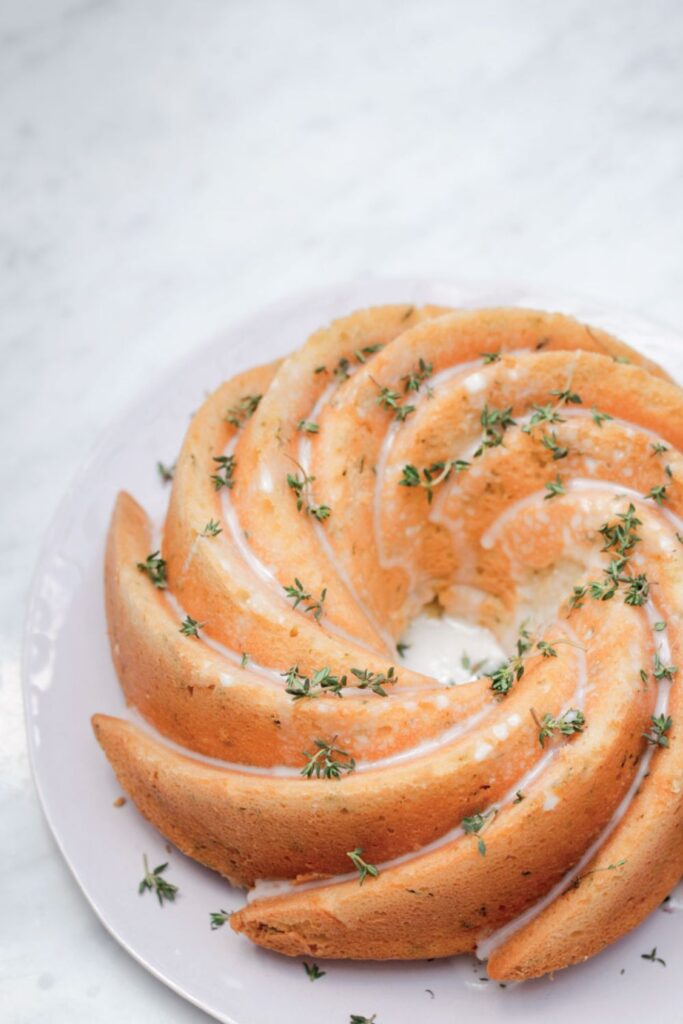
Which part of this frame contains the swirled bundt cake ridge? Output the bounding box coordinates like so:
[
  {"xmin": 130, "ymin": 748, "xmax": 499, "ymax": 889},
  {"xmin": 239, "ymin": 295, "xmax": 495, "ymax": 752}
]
[{"xmin": 93, "ymin": 303, "xmax": 683, "ymax": 981}]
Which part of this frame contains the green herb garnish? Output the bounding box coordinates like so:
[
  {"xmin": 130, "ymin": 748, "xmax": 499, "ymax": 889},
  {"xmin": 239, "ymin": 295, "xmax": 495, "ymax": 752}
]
[
  {"xmin": 301, "ymin": 737, "xmax": 356, "ymax": 779},
  {"xmin": 225, "ymin": 394, "xmax": 262, "ymax": 428},
  {"xmin": 202, "ymin": 518, "xmax": 222, "ymax": 537},
  {"xmin": 137, "ymin": 551, "xmax": 168, "ymax": 589},
  {"xmin": 179, "ymin": 615, "xmax": 204, "ymax": 638},
  {"xmin": 210, "ymin": 909, "xmax": 231, "ymax": 929},
  {"xmin": 643, "ymin": 714, "xmax": 673, "ymax": 748},
  {"xmin": 462, "ymin": 809, "xmax": 497, "ymax": 855},
  {"xmin": 283, "ymin": 578, "xmax": 327, "ymax": 622},
  {"xmin": 534, "ymin": 707, "xmax": 585, "ymax": 747},
  {"xmin": 282, "ymin": 665, "xmax": 347, "ymax": 700},
  {"xmin": 138, "ymin": 855, "xmax": 177, "ymax": 906},
  {"xmin": 347, "ymin": 848, "xmax": 379, "ymax": 885},
  {"xmin": 211, "ymin": 454, "xmax": 236, "ymax": 490}
]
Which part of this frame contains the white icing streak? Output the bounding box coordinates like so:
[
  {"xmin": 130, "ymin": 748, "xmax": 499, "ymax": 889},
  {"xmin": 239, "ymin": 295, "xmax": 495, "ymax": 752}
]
[
  {"xmin": 481, "ymin": 477, "xmax": 683, "ymax": 551},
  {"xmin": 248, "ymin": 624, "xmax": 589, "ymax": 905},
  {"xmin": 373, "ymin": 360, "xmax": 485, "ymax": 575},
  {"xmin": 299, "ymin": 383, "xmax": 395, "ymax": 654},
  {"xmin": 475, "ymin": 599, "xmax": 673, "ymax": 961}
]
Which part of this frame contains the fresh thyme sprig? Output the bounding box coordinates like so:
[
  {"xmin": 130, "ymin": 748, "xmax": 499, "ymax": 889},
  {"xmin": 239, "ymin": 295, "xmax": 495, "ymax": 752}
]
[
  {"xmin": 487, "ymin": 632, "xmax": 531, "ymax": 696},
  {"xmin": 646, "ymin": 484, "xmax": 669, "ymax": 506},
  {"xmin": 591, "ymin": 408, "xmax": 613, "ymax": 428},
  {"xmin": 544, "ymin": 475, "xmax": 565, "ymax": 500},
  {"xmin": 202, "ymin": 518, "xmax": 222, "ymax": 537},
  {"xmin": 570, "ymin": 858, "xmax": 627, "ymax": 890},
  {"xmin": 399, "ymin": 459, "xmax": 470, "ymax": 503},
  {"xmin": 541, "ymin": 431, "xmax": 569, "ymax": 460},
  {"xmin": 347, "ymin": 848, "xmax": 379, "ymax": 885},
  {"xmin": 301, "ymin": 737, "xmax": 356, "ymax": 779},
  {"xmin": 354, "ymin": 343, "xmax": 384, "ymax": 364},
  {"xmin": 550, "ymin": 388, "xmax": 582, "ymax": 405},
  {"xmin": 599, "ymin": 504, "xmax": 641, "ymax": 555},
  {"xmin": 283, "ymin": 578, "xmax": 327, "ymax": 622},
  {"xmin": 401, "ymin": 357, "xmax": 433, "ymax": 394},
  {"xmin": 211, "ymin": 454, "xmax": 236, "ymax": 490},
  {"xmin": 642, "ymin": 947, "xmax": 666, "ymax": 966},
  {"xmin": 487, "ymin": 630, "xmax": 582, "ymax": 697},
  {"xmin": 521, "ymin": 403, "xmax": 566, "ymax": 433},
  {"xmin": 225, "ymin": 394, "xmax": 262, "ymax": 428},
  {"xmin": 286, "ymin": 462, "xmax": 332, "ymax": 521},
  {"xmin": 570, "ymin": 506, "xmax": 652, "ymax": 610},
  {"xmin": 651, "ymin": 442, "xmax": 669, "ymax": 455},
  {"xmin": 462, "ymin": 808, "xmax": 497, "ymax": 855},
  {"xmin": 304, "ymin": 962, "xmax": 326, "ymax": 980},
  {"xmin": 533, "ymin": 707, "xmax": 586, "ymax": 747},
  {"xmin": 210, "ymin": 909, "xmax": 231, "ymax": 929},
  {"xmin": 282, "ymin": 665, "xmax": 347, "ymax": 700},
  {"xmin": 297, "ymin": 419, "xmax": 320, "ymax": 433},
  {"xmin": 137, "ymin": 551, "xmax": 168, "ymax": 589},
  {"xmin": 643, "ymin": 714, "xmax": 673, "ymax": 748},
  {"xmin": 138, "ymin": 855, "xmax": 178, "ymax": 906},
  {"xmin": 350, "ymin": 1016, "xmax": 377, "ymax": 1024},
  {"xmin": 474, "ymin": 405, "xmax": 516, "ymax": 457},
  {"xmin": 350, "ymin": 666, "xmax": 397, "ymax": 696},
  {"xmin": 179, "ymin": 615, "xmax": 205, "ymax": 638},
  {"xmin": 157, "ymin": 461, "xmax": 175, "ymax": 483},
  {"xmin": 286, "ymin": 468, "xmax": 314, "ymax": 510},
  {"xmin": 309, "ymin": 503, "xmax": 332, "ymax": 521},
  {"xmin": 375, "ymin": 384, "xmax": 416, "ymax": 422},
  {"xmin": 334, "ymin": 356, "xmax": 351, "ymax": 381},
  {"xmin": 481, "ymin": 351, "xmax": 501, "ymax": 364},
  {"xmin": 653, "ymin": 653, "xmax": 677, "ymax": 681}
]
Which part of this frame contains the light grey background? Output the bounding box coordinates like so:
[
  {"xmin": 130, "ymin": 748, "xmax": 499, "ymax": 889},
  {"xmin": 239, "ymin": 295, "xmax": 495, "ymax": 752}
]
[{"xmin": 3, "ymin": 0, "xmax": 683, "ymax": 1020}]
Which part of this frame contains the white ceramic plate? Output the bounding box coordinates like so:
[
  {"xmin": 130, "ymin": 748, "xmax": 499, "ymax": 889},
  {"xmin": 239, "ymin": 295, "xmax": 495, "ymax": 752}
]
[{"xmin": 23, "ymin": 280, "xmax": 683, "ymax": 1024}]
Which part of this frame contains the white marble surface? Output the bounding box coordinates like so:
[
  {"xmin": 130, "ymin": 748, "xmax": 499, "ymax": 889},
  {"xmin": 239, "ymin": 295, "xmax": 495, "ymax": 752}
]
[{"xmin": 3, "ymin": 0, "xmax": 683, "ymax": 1020}]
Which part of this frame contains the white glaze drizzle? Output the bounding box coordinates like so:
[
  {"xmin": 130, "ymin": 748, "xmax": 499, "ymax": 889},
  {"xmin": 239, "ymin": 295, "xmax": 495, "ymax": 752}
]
[
  {"xmin": 481, "ymin": 477, "xmax": 683, "ymax": 551},
  {"xmin": 475, "ymin": 598, "xmax": 674, "ymax": 961},
  {"xmin": 215, "ymin": 433, "xmax": 378, "ymax": 653},
  {"xmin": 298, "ymin": 382, "xmax": 397, "ymax": 654},
  {"xmin": 248, "ymin": 621, "xmax": 589, "ymax": 904},
  {"xmin": 373, "ymin": 358, "xmax": 488, "ymax": 575}
]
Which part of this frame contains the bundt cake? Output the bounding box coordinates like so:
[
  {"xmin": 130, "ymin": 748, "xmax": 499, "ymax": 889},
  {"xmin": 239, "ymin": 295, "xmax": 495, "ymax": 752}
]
[{"xmin": 93, "ymin": 304, "xmax": 683, "ymax": 981}]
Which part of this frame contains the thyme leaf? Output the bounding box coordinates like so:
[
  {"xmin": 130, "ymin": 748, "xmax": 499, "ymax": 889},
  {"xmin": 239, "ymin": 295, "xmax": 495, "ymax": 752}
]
[
  {"xmin": 210, "ymin": 909, "xmax": 231, "ymax": 929},
  {"xmin": 350, "ymin": 666, "xmax": 397, "ymax": 696},
  {"xmin": 179, "ymin": 615, "xmax": 204, "ymax": 638},
  {"xmin": 283, "ymin": 578, "xmax": 327, "ymax": 622},
  {"xmin": 347, "ymin": 848, "xmax": 379, "ymax": 885},
  {"xmin": 544, "ymin": 475, "xmax": 565, "ymax": 500},
  {"xmin": 282, "ymin": 665, "xmax": 347, "ymax": 700},
  {"xmin": 462, "ymin": 809, "xmax": 497, "ymax": 855},
  {"xmin": 157, "ymin": 461, "xmax": 175, "ymax": 483},
  {"xmin": 138, "ymin": 855, "xmax": 178, "ymax": 906},
  {"xmin": 211, "ymin": 454, "xmax": 236, "ymax": 490},
  {"xmin": 643, "ymin": 714, "xmax": 673, "ymax": 748},
  {"xmin": 202, "ymin": 518, "xmax": 222, "ymax": 537},
  {"xmin": 301, "ymin": 737, "xmax": 356, "ymax": 779},
  {"xmin": 137, "ymin": 551, "xmax": 168, "ymax": 589},
  {"xmin": 225, "ymin": 394, "xmax": 262, "ymax": 428},
  {"xmin": 399, "ymin": 459, "xmax": 470, "ymax": 502},
  {"xmin": 534, "ymin": 707, "xmax": 585, "ymax": 747}
]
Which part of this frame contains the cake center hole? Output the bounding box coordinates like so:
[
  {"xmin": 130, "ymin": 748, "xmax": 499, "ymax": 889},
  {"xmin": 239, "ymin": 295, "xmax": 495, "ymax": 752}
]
[{"xmin": 398, "ymin": 605, "xmax": 505, "ymax": 685}]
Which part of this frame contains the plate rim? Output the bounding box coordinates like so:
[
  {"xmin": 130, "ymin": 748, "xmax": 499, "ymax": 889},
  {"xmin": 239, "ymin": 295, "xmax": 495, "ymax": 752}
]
[{"xmin": 21, "ymin": 276, "xmax": 683, "ymax": 1023}]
